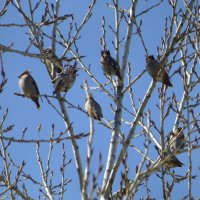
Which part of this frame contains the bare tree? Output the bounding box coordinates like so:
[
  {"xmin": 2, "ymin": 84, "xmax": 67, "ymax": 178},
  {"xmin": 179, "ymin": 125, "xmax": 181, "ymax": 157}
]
[{"xmin": 0, "ymin": 0, "xmax": 199, "ymax": 199}]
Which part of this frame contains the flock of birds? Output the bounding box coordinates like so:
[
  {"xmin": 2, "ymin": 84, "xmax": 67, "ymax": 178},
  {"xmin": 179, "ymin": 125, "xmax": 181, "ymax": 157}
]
[{"xmin": 18, "ymin": 48, "xmax": 185, "ymax": 169}]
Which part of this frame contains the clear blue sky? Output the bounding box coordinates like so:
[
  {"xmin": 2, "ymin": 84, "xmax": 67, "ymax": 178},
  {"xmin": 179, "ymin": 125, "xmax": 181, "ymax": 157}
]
[{"xmin": 0, "ymin": 0, "xmax": 199, "ymax": 199}]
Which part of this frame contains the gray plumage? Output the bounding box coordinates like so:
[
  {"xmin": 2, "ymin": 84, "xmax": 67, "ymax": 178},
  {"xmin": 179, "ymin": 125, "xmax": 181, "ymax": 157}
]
[
  {"xmin": 85, "ymin": 94, "xmax": 103, "ymax": 121},
  {"xmin": 168, "ymin": 127, "xmax": 185, "ymax": 153},
  {"xmin": 43, "ymin": 47, "xmax": 63, "ymax": 74},
  {"xmin": 146, "ymin": 55, "xmax": 173, "ymax": 87},
  {"xmin": 100, "ymin": 50, "xmax": 122, "ymax": 80},
  {"xmin": 18, "ymin": 70, "xmax": 41, "ymax": 109},
  {"xmin": 53, "ymin": 66, "xmax": 77, "ymax": 94}
]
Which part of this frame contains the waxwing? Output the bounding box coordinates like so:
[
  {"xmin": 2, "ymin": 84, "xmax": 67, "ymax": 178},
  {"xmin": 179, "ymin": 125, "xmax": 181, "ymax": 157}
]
[
  {"xmin": 18, "ymin": 70, "xmax": 41, "ymax": 109},
  {"xmin": 100, "ymin": 50, "xmax": 122, "ymax": 80},
  {"xmin": 43, "ymin": 47, "xmax": 63, "ymax": 74},
  {"xmin": 168, "ymin": 127, "xmax": 185, "ymax": 153},
  {"xmin": 53, "ymin": 66, "xmax": 77, "ymax": 94},
  {"xmin": 164, "ymin": 155, "xmax": 184, "ymax": 168},
  {"xmin": 155, "ymin": 145, "xmax": 184, "ymax": 168},
  {"xmin": 85, "ymin": 94, "xmax": 103, "ymax": 121},
  {"xmin": 146, "ymin": 55, "xmax": 173, "ymax": 87}
]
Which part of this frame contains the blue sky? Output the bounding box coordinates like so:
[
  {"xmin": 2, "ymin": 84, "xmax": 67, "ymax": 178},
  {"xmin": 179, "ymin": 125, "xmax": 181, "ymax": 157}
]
[{"xmin": 0, "ymin": 0, "xmax": 199, "ymax": 199}]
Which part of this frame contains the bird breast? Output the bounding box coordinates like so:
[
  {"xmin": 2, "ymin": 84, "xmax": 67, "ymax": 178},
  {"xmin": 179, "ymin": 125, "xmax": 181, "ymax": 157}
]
[
  {"xmin": 19, "ymin": 75, "xmax": 38, "ymax": 98},
  {"xmin": 101, "ymin": 57, "xmax": 115, "ymax": 76}
]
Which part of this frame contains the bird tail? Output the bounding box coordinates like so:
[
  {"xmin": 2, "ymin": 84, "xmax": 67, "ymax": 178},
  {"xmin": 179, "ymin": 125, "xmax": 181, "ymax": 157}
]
[
  {"xmin": 163, "ymin": 74, "xmax": 173, "ymax": 87},
  {"xmin": 116, "ymin": 70, "xmax": 123, "ymax": 81},
  {"xmin": 95, "ymin": 116, "xmax": 101, "ymax": 121},
  {"xmin": 32, "ymin": 97, "xmax": 40, "ymax": 110},
  {"xmin": 93, "ymin": 113, "xmax": 102, "ymax": 121},
  {"xmin": 175, "ymin": 159, "xmax": 184, "ymax": 167}
]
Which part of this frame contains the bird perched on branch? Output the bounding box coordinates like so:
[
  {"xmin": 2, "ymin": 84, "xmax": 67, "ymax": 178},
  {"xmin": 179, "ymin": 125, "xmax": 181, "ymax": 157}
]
[
  {"xmin": 18, "ymin": 70, "xmax": 42, "ymax": 110},
  {"xmin": 164, "ymin": 154, "xmax": 184, "ymax": 168},
  {"xmin": 168, "ymin": 127, "xmax": 185, "ymax": 153},
  {"xmin": 52, "ymin": 65, "xmax": 78, "ymax": 94},
  {"xmin": 85, "ymin": 94, "xmax": 103, "ymax": 121},
  {"xmin": 42, "ymin": 47, "xmax": 63, "ymax": 74},
  {"xmin": 146, "ymin": 55, "xmax": 173, "ymax": 87},
  {"xmin": 155, "ymin": 145, "xmax": 184, "ymax": 168},
  {"xmin": 100, "ymin": 50, "xmax": 122, "ymax": 80}
]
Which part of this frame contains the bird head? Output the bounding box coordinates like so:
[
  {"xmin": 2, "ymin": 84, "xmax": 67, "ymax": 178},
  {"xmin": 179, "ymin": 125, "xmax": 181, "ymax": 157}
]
[
  {"xmin": 65, "ymin": 66, "xmax": 78, "ymax": 75},
  {"xmin": 174, "ymin": 127, "xmax": 184, "ymax": 136},
  {"xmin": 72, "ymin": 67, "xmax": 78, "ymax": 74},
  {"xmin": 146, "ymin": 55, "xmax": 155, "ymax": 62},
  {"xmin": 101, "ymin": 50, "xmax": 110, "ymax": 57},
  {"xmin": 167, "ymin": 131, "xmax": 175, "ymax": 144},
  {"xmin": 18, "ymin": 70, "xmax": 31, "ymax": 78},
  {"xmin": 86, "ymin": 93, "xmax": 94, "ymax": 101},
  {"xmin": 89, "ymin": 93, "xmax": 94, "ymax": 99},
  {"xmin": 71, "ymin": 62, "xmax": 78, "ymax": 74}
]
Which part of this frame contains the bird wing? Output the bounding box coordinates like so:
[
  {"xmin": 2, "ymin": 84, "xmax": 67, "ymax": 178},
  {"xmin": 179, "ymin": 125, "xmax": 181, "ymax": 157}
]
[
  {"xmin": 109, "ymin": 57, "xmax": 122, "ymax": 79},
  {"xmin": 110, "ymin": 56, "xmax": 119, "ymax": 67},
  {"xmin": 54, "ymin": 75, "xmax": 69, "ymax": 92},
  {"xmin": 27, "ymin": 74, "xmax": 43, "ymax": 103},
  {"xmin": 92, "ymin": 99, "xmax": 103, "ymax": 118},
  {"xmin": 30, "ymin": 76, "xmax": 40, "ymax": 96},
  {"xmin": 170, "ymin": 156, "xmax": 183, "ymax": 167},
  {"xmin": 110, "ymin": 57, "xmax": 120, "ymax": 71},
  {"xmin": 153, "ymin": 60, "xmax": 162, "ymax": 77},
  {"xmin": 162, "ymin": 72, "xmax": 173, "ymax": 87},
  {"xmin": 54, "ymin": 78, "xmax": 63, "ymax": 92}
]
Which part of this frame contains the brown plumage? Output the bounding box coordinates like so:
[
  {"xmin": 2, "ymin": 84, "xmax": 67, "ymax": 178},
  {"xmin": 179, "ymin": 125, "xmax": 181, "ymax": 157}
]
[
  {"xmin": 85, "ymin": 94, "xmax": 103, "ymax": 121},
  {"xmin": 43, "ymin": 47, "xmax": 63, "ymax": 74},
  {"xmin": 155, "ymin": 145, "xmax": 184, "ymax": 168},
  {"xmin": 165, "ymin": 155, "xmax": 184, "ymax": 168},
  {"xmin": 163, "ymin": 147, "xmax": 184, "ymax": 168},
  {"xmin": 100, "ymin": 50, "xmax": 122, "ymax": 80},
  {"xmin": 18, "ymin": 70, "xmax": 41, "ymax": 109},
  {"xmin": 168, "ymin": 127, "xmax": 185, "ymax": 153},
  {"xmin": 146, "ymin": 55, "xmax": 173, "ymax": 87}
]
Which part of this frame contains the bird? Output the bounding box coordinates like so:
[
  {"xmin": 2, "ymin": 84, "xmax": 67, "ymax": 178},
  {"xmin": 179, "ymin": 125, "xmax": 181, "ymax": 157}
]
[
  {"xmin": 164, "ymin": 155, "xmax": 184, "ymax": 168},
  {"xmin": 100, "ymin": 50, "xmax": 122, "ymax": 80},
  {"xmin": 42, "ymin": 47, "xmax": 63, "ymax": 74},
  {"xmin": 18, "ymin": 70, "xmax": 42, "ymax": 110},
  {"xmin": 85, "ymin": 94, "xmax": 103, "ymax": 121},
  {"xmin": 52, "ymin": 66, "xmax": 77, "ymax": 94},
  {"xmin": 155, "ymin": 145, "xmax": 184, "ymax": 168},
  {"xmin": 146, "ymin": 55, "xmax": 173, "ymax": 87},
  {"xmin": 168, "ymin": 127, "xmax": 185, "ymax": 153},
  {"xmin": 162, "ymin": 147, "xmax": 184, "ymax": 168}
]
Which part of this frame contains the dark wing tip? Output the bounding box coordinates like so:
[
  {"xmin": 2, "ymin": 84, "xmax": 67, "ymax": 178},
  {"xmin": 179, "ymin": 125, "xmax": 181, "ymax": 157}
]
[
  {"xmin": 177, "ymin": 162, "xmax": 184, "ymax": 167},
  {"xmin": 163, "ymin": 73, "xmax": 173, "ymax": 87},
  {"xmin": 32, "ymin": 97, "xmax": 40, "ymax": 110},
  {"xmin": 168, "ymin": 82, "xmax": 173, "ymax": 87}
]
